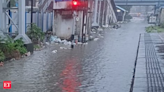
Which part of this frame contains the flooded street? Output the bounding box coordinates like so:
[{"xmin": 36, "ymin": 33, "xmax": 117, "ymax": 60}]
[{"xmin": 0, "ymin": 18, "xmax": 146, "ymax": 92}]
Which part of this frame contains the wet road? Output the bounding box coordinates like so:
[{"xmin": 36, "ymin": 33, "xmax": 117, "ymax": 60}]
[{"xmin": 0, "ymin": 18, "xmax": 146, "ymax": 92}]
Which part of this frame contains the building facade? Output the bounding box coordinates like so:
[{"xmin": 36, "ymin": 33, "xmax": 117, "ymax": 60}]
[{"xmin": 52, "ymin": 0, "xmax": 117, "ymax": 41}]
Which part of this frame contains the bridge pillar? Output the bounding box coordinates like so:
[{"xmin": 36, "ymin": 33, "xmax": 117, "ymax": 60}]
[
  {"xmin": 14, "ymin": 0, "xmax": 32, "ymax": 44},
  {"xmin": 0, "ymin": 0, "xmax": 4, "ymax": 31},
  {"xmin": 98, "ymin": 0, "xmax": 101, "ymax": 25},
  {"xmin": 92, "ymin": 0, "xmax": 99, "ymax": 27},
  {"xmin": 0, "ymin": 0, "xmax": 6, "ymax": 38}
]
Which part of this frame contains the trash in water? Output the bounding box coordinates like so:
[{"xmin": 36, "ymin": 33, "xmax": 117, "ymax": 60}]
[
  {"xmin": 45, "ymin": 42, "xmax": 50, "ymax": 45},
  {"xmin": 60, "ymin": 47, "xmax": 67, "ymax": 49},
  {"xmin": 83, "ymin": 43, "xmax": 88, "ymax": 45},
  {"xmin": 60, "ymin": 47, "xmax": 64, "ymax": 49},
  {"xmin": 61, "ymin": 40, "xmax": 71, "ymax": 45},
  {"xmin": 50, "ymin": 36, "xmax": 57, "ymax": 42},
  {"xmin": 52, "ymin": 50, "xmax": 57, "ymax": 53},
  {"xmin": 94, "ymin": 38, "xmax": 99, "ymax": 41},
  {"xmin": 50, "ymin": 36, "xmax": 62, "ymax": 43},
  {"xmin": 78, "ymin": 42, "xmax": 82, "ymax": 44}
]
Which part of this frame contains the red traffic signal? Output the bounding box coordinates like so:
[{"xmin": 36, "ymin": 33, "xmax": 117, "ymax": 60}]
[
  {"xmin": 73, "ymin": 1, "xmax": 78, "ymax": 6},
  {"xmin": 71, "ymin": 0, "xmax": 88, "ymax": 10}
]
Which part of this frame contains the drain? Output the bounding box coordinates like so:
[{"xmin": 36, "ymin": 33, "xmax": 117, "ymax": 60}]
[{"xmin": 129, "ymin": 34, "xmax": 141, "ymax": 92}]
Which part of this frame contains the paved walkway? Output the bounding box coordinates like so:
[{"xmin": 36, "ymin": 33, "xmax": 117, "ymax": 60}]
[
  {"xmin": 134, "ymin": 33, "xmax": 164, "ymax": 92},
  {"xmin": 159, "ymin": 33, "xmax": 164, "ymax": 42}
]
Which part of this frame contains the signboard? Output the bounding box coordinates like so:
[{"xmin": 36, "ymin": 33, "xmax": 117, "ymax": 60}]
[
  {"xmin": 148, "ymin": 16, "xmax": 157, "ymax": 24},
  {"xmin": 53, "ymin": 1, "xmax": 72, "ymax": 9}
]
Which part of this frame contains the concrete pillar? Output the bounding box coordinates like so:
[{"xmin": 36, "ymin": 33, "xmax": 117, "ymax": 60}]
[
  {"xmin": 105, "ymin": 4, "xmax": 109, "ymax": 26},
  {"xmin": 18, "ymin": 0, "xmax": 25, "ymax": 34},
  {"xmin": 14, "ymin": 0, "xmax": 32, "ymax": 44},
  {"xmin": 0, "ymin": 0, "xmax": 4, "ymax": 31},
  {"xmin": 92, "ymin": 0, "xmax": 99, "ymax": 27},
  {"xmin": 98, "ymin": 0, "xmax": 101, "ymax": 25}
]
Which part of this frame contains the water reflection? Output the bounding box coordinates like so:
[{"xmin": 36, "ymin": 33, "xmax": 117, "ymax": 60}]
[{"xmin": 60, "ymin": 58, "xmax": 81, "ymax": 92}]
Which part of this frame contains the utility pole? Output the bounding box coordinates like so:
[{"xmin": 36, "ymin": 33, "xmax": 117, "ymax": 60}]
[
  {"xmin": 71, "ymin": 11, "xmax": 76, "ymax": 48},
  {"xmin": 71, "ymin": 0, "xmax": 78, "ymax": 48}
]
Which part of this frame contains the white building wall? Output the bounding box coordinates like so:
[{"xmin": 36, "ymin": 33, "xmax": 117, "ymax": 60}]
[
  {"xmin": 53, "ymin": 13, "xmax": 73, "ymax": 39},
  {"xmin": 160, "ymin": 9, "xmax": 164, "ymax": 24},
  {"xmin": 53, "ymin": 11, "xmax": 84, "ymax": 39}
]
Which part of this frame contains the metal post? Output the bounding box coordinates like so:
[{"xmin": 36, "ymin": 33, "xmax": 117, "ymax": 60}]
[
  {"xmin": 14, "ymin": 0, "xmax": 32, "ymax": 44},
  {"xmin": 31, "ymin": 0, "xmax": 33, "ymax": 29},
  {"xmin": 81, "ymin": 11, "xmax": 84, "ymax": 43},
  {"xmin": 92, "ymin": 0, "xmax": 98, "ymax": 27},
  {"xmin": 71, "ymin": 11, "xmax": 76, "ymax": 48},
  {"xmin": 9, "ymin": 1, "xmax": 11, "ymax": 35}
]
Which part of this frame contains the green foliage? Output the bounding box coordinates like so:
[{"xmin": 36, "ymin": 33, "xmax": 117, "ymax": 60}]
[
  {"xmin": 1, "ymin": 36, "xmax": 27, "ymax": 55},
  {"xmin": 0, "ymin": 50, "xmax": 5, "ymax": 61},
  {"xmin": 27, "ymin": 24, "xmax": 45, "ymax": 43},
  {"xmin": 14, "ymin": 38, "xmax": 27, "ymax": 55},
  {"xmin": 146, "ymin": 25, "xmax": 164, "ymax": 33},
  {"xmin": 6, "ymin": 0, "xmax": 17, "ymax": 7},
  {"xmin": 2, "ymin": 36, "xmax": 15, "ymax": 53},
  {"xmin": 159, "ymin": 23, "xmax": 164, "ymax": 28},
  {"xmin": 0, "ymin": 36, "xmax": 4, "ymax": 43},
  {"xmin": 0, "ymin": 36, "xmax": 27, "ymax": 61},
  {"xmin": 34, "ymin": 45, "xmax": 40, "ymax": 49}
]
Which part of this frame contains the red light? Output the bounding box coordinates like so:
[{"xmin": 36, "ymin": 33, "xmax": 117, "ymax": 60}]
[{"xmin": 73, "ymin": 1, "xmax": 77, "ymax": 6}]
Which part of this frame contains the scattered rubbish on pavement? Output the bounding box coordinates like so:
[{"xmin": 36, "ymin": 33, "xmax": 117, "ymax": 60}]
[
  {"xmin": 0, "ymin": 62, "xmax": 4, "ymax": 66},
  {"xmin": 10, "ymin": 58, "xmax": 16, "ymax": 61},
  {"xmin": 25, "ymin": 52, "xmax": 31, "ymax": 56}
]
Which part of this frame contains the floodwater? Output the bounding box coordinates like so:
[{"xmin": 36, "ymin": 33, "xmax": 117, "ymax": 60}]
[{"xmin": 0, "ymin": 18, "xmax": 146, "ymax": 92}]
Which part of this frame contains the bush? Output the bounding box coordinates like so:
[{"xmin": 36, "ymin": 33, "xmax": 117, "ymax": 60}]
[
  {"xmin": 160, "ymin": 23, "xmax": 164, "ymax": 28},
  {"xmin": 14, "ymin": 38, "xmax": 27, "ymax": 55},
  {"xmin": 1, "ymin": 36, "xmax": 27, "ymax": 55},
  {"xmin": 27, "ymin": 23, "xmax": 45, "ymax": 44},
  {"xmin": 0, "ymin": 35, "xmax": 28, "ymax": 61},
  {"xmin": 146, "ymin": 25, "xmax": 164, "ymax": 33},
  {"xmin": 0, "ymin": 50, "xmax": 5, "ymax": 62},
  {"xmin": 1, "ymin": 36, "xmax": 15, "ymax": 53}
]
